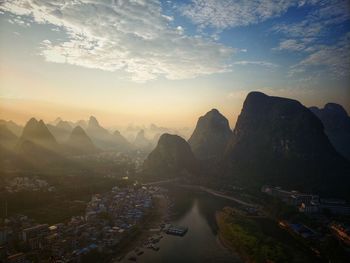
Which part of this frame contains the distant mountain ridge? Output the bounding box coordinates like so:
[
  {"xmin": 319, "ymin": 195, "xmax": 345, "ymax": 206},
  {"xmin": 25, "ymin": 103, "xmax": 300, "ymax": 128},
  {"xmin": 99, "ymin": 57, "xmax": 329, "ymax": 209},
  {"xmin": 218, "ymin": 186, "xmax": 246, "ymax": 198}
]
[
  {"xmin": 310, "ymin": 103, "xmax": 350, "ymax": 160},
  {"xmin": 113, "ymin": 130, "xmax": 134, "ymax": 152},
  {"xmin": 134, "ymin": 129, "xmax": 152, "ymax": 150},
  {"xmin": 0, "ymin": 124, "xmax": 18, "ymax": 150},
  {"xmin": 13, "ymin": 118, "xmax": 68, "ymax": 168},
  {"xmin": 2, "ymin": 98, "xmax": 349, "ymax": 199},
  {"xmin": 47, "ymin": 120, "xmax": 73, "ymax": 143},
  {"xmin": 82, "ymin": 116, "xmax": 138, "ymax": 153},
  {"xmin": 65, "ymin": 126, "xmax": 98, "ymax": 155},
  {"xmin": 18, "ymin": 118, "xmax": 58, "ymax": 150},
  {"xmin": 0, "ymin": 119, "xmax": 23, "ymax": 136}
]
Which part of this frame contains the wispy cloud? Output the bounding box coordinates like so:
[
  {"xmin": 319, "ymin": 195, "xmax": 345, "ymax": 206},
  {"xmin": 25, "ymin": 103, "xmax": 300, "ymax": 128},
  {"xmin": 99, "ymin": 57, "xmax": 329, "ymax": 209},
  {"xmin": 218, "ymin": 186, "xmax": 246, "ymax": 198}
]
[
  {"xmin": 180, "ymin": 0, "xmax": 319, "ymax": 30},
  {"xmin": 292, "ymin": 33, "xmax": 350, "ymax": 77},
  {"xmin": 232, "ymin": 60, "xmax": 278, "ymax": 68},
  {"xmin": 273, "ymin": 39, "xmax": 308, "ymax": 52},
  {"xmin": 0, "ymin": 0, "xmax": 234, "ymax": 82},
  {"xmin": 272, "ymin": 0, "xmax": 350, "ymax": 77},
  {"xmin": 273, "ymin": 0, "xmax": 349, "ymax": 40}
]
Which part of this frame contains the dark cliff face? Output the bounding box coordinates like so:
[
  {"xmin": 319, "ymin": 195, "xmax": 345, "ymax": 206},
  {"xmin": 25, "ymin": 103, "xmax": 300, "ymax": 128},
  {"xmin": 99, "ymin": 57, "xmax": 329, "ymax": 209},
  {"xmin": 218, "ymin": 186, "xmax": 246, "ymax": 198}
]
[
  {"xmin": 310, "ymin": 103, "xmax": 350, "ymax": 160},
  {"xmin": 223, "ymin": 92, "xmax": 349, "ymax": 193},
  {"xmin": 143, "ymin": 133, "xmax": 198, "ymax": 179},
  {"xmin": 188, "ymin": 109, "xmax": 232, "ymax": 160}
]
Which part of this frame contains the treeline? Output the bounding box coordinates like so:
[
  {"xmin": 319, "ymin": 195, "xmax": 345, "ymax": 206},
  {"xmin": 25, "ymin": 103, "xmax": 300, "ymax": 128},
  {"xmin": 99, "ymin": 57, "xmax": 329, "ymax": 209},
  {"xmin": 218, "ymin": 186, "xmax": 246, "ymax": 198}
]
[
  {"xmin": 216, "ymin": 207, "xmax": 315, "ymax": 263},
  {"xmin": 0, "ymin": 175, "xmax": 131, "ymax": 224}
]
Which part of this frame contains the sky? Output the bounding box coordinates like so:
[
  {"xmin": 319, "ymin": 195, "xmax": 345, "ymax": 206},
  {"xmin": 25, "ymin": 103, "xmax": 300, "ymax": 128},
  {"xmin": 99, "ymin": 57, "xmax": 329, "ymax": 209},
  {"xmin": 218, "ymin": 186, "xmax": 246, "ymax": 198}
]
[{"xmin": 0, "ymin": 0, "xmax": 349, "ymax": 130}]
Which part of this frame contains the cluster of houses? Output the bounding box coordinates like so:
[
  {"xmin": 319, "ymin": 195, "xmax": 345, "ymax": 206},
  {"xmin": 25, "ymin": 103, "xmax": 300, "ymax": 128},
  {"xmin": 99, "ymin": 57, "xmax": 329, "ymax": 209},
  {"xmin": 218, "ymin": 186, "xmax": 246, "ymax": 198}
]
[
  {"xmin": 262, "ymin": 185, "xmax": 350, "ymax": 250},
  {"xmin": 0, "ymin": 185, "xmax": 158, "ymax": 263},
  {"xmin": 261, "ymin": 185, "xmax": 350, "ymax": 216},
  {"xmin": 3, "ymin": 177, "xmax": 55, "ymax": 193},
  {"xmin": 330, "ymin": 222, "xmax": 350, "ymax": 246}
]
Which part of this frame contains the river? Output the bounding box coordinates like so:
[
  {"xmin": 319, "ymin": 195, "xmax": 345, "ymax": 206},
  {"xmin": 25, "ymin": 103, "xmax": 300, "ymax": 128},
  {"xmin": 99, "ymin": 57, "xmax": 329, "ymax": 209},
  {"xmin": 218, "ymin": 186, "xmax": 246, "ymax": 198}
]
[{"xmin": 120, "ymin": 186, "xmax": 242, "ymax": 263}]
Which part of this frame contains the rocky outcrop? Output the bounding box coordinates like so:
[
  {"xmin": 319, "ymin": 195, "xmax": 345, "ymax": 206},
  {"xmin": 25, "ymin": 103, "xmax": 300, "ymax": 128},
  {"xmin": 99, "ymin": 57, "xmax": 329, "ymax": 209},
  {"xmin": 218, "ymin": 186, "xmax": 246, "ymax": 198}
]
[
  {"xmin": 188, "ymin": 109, "xmax": 232, "ymax": 160},
  {"xmin": 222, "ymin": 92, "xmax": 349, "ymax": 193},
  {"xmin": 143, "ymin": 133, "xmax": 198, "ymax": 179},
  {"xmin": 310, "ymin": 103, "xmax": 350, "ymax": 160}
]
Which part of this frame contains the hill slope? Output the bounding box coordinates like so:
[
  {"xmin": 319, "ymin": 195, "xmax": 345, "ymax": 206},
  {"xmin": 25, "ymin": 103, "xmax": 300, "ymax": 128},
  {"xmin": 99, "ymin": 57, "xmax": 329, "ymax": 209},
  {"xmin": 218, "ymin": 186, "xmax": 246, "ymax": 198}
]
[
  {"xmin": 65, "ymin": 126, "xmax": 98, "ymax": 155},
  {"xmin": 310, "ymin": 103, "xmax": 350, "ymax": 160},
  {"xmin": 188, "ymin": 109, "xmax": 232, "ymax": 160},
  {"xmin": 143, "ymin": 133, "xmax": 198, "ymax": 179},
  {"xmin": 222, "ymin": 92, "xmax": 349, "ymax": 195}
]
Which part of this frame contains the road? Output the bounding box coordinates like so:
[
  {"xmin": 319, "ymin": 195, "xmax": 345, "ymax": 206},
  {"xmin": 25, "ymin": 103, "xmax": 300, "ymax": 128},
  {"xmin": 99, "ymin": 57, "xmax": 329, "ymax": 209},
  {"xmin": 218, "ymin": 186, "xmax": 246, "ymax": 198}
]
[
  {"xmin": 198, "ymin": 186, "xmax": 258, "ymax": 208},
  {"xmin": 143, "ymin": 179, "xmax": 257, "ymax": 208},
  {"xmin": 142, "ymin": 177, "xmax": 182, "ymax": 186}
]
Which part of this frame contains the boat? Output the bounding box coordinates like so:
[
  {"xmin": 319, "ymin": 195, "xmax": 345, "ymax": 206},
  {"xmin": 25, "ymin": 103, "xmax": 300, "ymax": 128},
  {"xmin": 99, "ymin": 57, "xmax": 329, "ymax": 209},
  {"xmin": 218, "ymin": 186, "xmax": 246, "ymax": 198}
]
[
  {"xmin": 165, "ymin": 225, "xmax": 188, "ymax": 236},
  {"xmin": 128, "ymin": 256, "xmax": 137, "ymax": 261}
]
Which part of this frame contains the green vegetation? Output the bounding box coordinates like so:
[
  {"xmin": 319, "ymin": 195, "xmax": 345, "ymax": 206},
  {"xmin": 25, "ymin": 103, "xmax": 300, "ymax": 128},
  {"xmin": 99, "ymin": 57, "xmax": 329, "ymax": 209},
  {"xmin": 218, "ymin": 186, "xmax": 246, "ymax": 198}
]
[
  {"xmin": 259, "ymin": 194, "xmax": 297, "ymax": 219},
  {"xmin": 216, "ymin": 207, "xmax": 315, "ymax": 263},
  {"xmin": 0, "ymin": 174, "xmax": 131, "ymax": 224}
]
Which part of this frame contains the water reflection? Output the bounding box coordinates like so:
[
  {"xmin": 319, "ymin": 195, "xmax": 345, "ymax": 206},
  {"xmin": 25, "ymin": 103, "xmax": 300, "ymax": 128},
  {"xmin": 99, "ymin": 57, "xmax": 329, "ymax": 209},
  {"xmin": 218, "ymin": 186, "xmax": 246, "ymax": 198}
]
[{"xmin": 121, "ymin": 186, "xmax": 242, "ymax": 263}]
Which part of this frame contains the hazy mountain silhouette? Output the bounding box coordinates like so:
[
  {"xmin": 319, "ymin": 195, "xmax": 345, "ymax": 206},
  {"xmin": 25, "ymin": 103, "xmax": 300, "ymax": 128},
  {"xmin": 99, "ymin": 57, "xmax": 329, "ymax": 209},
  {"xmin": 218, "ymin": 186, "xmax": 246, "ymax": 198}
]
[
  {"xmin": 0, "ymin": 125, "xmax": 18, "ymax": 164},
  {"xmin": 18, "ymin": 118, "xmax": 58, "ymax": 150},
  {"xmin": 143, "ymin": 133, "xmax": 198, "ymax": 179},
  {"xmin": 65, "ymin": 126, "xmax": 98, "ymax": 155},
  {"xmin": 85, "ymin": 116, "xmax": 116, "ymax": 150},
  {"xmin": 50, "ymin": 117, "xmax": 63, "ymax": 125},
  {"xmin": 75, "ymin": 119, "xmax": 88, "ymax": 129},
  {"xmin": 0, "ymin": 119, "xmax": 23, "ymax": 136},
  {"xmin": 134, "ymin": 129, "xmax": 152, "ymax": 150},
  {"xmin": 47, "ymin": 120, "xmax": 73, "ymax": 143},
  {"xmin": 0, "ymin": 124, "xmax": 18, "ymax": 150},
  {"xmin": 57, "ymin": 120, "xmax": 73, "ymax": 131},
  {"xmin": 10, "ymin": 118, "xmax": 70, "ymax": 169},
  {"xmin": 112, "ymin": 130, "xmax": 134, "ymax": 152},
  {"xmin": 151, "ymin": 133, "xmax": 162, "ymax": 147},
  {"xmin": 188, "ymin": 109, "xmax": 232, "ymax": 160},
  {"xmin": 222, "ymin": 91, "xmax": 349, "ymax": 195},
  {"xmin": 310, "ymin": 103, "xmax": 350, "ymax": 160}
]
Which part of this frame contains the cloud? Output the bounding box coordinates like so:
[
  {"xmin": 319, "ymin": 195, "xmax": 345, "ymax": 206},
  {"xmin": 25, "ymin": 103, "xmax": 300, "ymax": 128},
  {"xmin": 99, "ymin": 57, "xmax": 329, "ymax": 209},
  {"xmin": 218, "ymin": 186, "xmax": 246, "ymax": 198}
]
[
  {"xmin": 7, "ymin": 16, "xmax": 31, "ymax": 27},
  {"xmin": 271, "ymin": 0, "xmax": 350, "ymax": 77},
  {"xmin": 180, "ymin": 0, "xmax": 319, "ymax": 30},
  {"xmin": 273, "ymin": 0, "xmax": 349, "ymax": 39},
  {"xmin": 232, "ymin": 60, "xmax": 278, "ymax": 68},
  {"xmin": 0, "ymin": 0, "xmax": 234, "ymax": 82},
  {"xmin": 293, "ymin": 33, "xmax": 350, "ymax": 77},
  {"xmin": 273, "ymin": 39, "xmax": 307, "ymax": 51}
]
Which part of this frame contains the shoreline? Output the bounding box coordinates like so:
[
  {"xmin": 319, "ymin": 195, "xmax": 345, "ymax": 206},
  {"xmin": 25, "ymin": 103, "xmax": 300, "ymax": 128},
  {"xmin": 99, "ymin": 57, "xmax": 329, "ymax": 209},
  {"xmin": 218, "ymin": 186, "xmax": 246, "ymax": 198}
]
[
  {"xmin": 217, "ymin": 231, "xmax": 251, "ymax": 263},
  {"xmin": 111, "ymin": 193, "xmax": 170, "ymax": 262},
  {"xmin": 215, "ymin": 211, "xmax": 253, "ymax": 263}
]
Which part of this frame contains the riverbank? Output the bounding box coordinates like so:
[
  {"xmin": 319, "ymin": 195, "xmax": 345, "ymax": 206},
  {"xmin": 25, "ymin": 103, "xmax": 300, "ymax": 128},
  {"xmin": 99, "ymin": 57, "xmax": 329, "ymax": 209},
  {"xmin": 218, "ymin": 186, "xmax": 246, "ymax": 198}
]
[
  {"xmin": 215, "ymin": 207, "xmax": 319, "ymax": 263},
  {"xmin": 217, "ymin": 230, "xmax": 254, "ymax": 263},
  {"xmin": 112, "ymin": 192, "xmax": 170, "ymax": 262}
]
